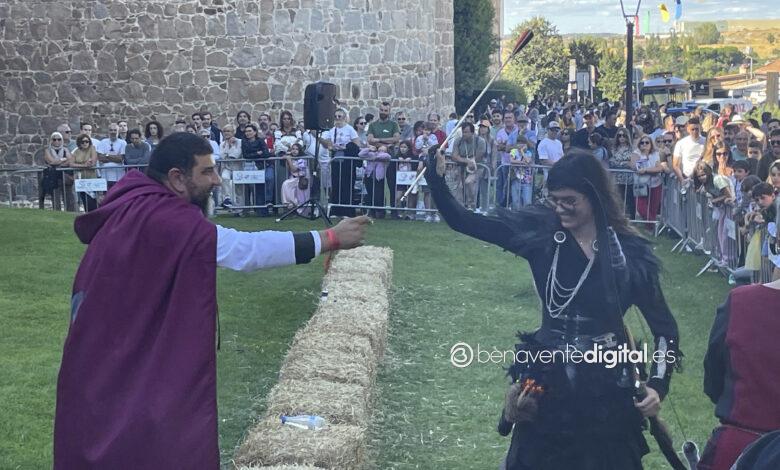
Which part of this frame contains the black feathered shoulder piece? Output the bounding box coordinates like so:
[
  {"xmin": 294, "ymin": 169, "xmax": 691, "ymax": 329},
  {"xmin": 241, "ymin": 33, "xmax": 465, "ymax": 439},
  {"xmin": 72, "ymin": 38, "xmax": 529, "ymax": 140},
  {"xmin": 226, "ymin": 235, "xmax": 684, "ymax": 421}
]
[{"xmin": 494, "ymin": 206, "xmax": 560, "ymax": 258}]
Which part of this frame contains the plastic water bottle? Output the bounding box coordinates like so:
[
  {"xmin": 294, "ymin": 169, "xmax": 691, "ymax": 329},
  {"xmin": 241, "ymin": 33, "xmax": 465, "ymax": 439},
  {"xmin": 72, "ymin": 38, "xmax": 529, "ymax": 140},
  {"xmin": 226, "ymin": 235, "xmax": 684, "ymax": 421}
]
[{"xmin": 281, "ymin": 414, "xmax": 326, "ymax": 430}]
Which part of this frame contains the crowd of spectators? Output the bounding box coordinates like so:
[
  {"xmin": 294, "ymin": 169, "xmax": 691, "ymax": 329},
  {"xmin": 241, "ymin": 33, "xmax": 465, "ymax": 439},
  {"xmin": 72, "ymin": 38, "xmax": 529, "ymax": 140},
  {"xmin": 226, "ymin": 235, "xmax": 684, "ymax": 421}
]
[{"xmin": 34, "ymin": 95, "xmax": 779, "ymax": 280}]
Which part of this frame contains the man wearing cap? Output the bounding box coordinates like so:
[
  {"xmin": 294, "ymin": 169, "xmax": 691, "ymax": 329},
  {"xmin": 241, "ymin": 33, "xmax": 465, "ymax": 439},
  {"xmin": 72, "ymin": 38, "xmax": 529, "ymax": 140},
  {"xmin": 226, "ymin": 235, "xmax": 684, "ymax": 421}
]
[
  {"xmin": 572, "ymin": 112, "xmax": 597, "ymax": 149},
  {"xmin": 199, "ymin": 127, "xmax": 221, "ymax": 159},
  {"xmin": 537, "ymin": 121, "xmax": 564, "ymax": 167},
  {"xmin": 517, "ymin": 115, "xmax": 537, "ymax": 145},
  {"xmin": 672, "ymin": 117, "xmax": 705, "ymax": 183}
]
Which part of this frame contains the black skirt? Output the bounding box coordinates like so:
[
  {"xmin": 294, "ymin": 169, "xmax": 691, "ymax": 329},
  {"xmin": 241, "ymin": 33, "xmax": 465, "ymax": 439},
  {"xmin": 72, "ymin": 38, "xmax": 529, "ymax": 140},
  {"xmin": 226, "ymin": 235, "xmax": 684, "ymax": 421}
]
[{"xmin": 503, "ymin": 338, "xmax": 650, "ymax": 470}]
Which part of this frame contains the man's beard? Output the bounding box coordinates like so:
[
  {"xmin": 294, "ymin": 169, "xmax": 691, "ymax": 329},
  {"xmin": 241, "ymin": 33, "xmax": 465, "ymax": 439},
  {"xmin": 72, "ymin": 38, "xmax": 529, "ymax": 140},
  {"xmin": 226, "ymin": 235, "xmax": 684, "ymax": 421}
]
[
  {"xmin": 379, "ymin": 113, "xmax": 389, "ymax": 120},
  {"xmin": 187, "ymin": 180, "xmax": 212, "ymax": 215}
]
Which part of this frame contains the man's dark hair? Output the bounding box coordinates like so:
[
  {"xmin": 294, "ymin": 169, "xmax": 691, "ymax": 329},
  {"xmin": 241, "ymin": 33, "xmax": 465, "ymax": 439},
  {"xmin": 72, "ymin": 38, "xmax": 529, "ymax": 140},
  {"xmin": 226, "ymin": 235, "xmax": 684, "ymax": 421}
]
[
  {"xmin": 127, "ymin": 128, "xmax": 142, "ymax": 139},
  {"xmin": 503, "ymin": 110, "xmax": 515, "ymax": 119},
  {"xmin": 191, "ymin": 111, "xmax": 202, "ymax": 120},
  {"xmin": 748, "ymin": 141, "xmax": 763, "ymax": 151},
  {"xmin": 381, "ymin": 101, "xmax": 391, "ymax": 108},
  {"xmin": 741, "ymin": 175, "xmax": 762, "ymax": 193},
  {"xmin": 687, "ymin": 117, "xmax": 701, "ymax": 126},
  {"xmin": 80, "ymin": 122, "xmax": 91, "ymax": 130},
  {"xmin": 258, "ymin": 112, "xmax": 271, "ymax": 121},
  {"xmin": 606, "ymin": 109, "xmax": 618, "ymax": 120},
  {"xmin": 461, "ymin": 122, "xmax": 475, "ymax": 133},
  {"xmin": 365, "ymin": 113, "xmax": 375, "ymax": 122},
  {"xmin": 146, "ymin": 133, "xmax": 212, "ymax": 183},
  {"xmin": 732, "ymin": 160, "xmax": 750, "ymax": 172},
  {"xmin": 762, "ymin": 111, "xmax": 772, "ymax": 123},
  {"xmin": 492, "ymin": 110, "xmax": 503, "ymax": 116},
  {"xmin": 724, "ymin": 123, "xmax": 740, "ymax": 133},
  {"xmin": 752, "ymin": 182, "xmax": 775, "ymax": 198},
  {"xmin": 768, "ymin": 118, "xmax": 780, "ymax": 127},
  {"xmin": 770, "ymin": 128, "xmax": 780, "ymax": 139},
  {"xmin": 117, "ymin": 120, "xmax": 128, "ymax": 126},
  {"xmin": 201, "ymin": 111, "xmax": 212, "ymax": 119},
  {"xmin": 449, "ymin": 112, "xmax": 457, "ymax": 119}
]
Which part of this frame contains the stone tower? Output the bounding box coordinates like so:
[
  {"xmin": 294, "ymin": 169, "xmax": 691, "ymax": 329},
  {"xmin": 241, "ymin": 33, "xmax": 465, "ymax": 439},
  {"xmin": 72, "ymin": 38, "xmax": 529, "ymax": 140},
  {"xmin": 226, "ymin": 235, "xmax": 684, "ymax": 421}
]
[{"xmin": 0, "ymin": 0, "xmax": 455, "ymax": 172}]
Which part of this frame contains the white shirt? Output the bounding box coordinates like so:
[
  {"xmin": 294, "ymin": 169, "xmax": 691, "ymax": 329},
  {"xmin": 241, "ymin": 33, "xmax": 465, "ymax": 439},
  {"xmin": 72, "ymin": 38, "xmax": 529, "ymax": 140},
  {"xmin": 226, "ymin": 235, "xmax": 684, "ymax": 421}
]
[
  {"xmin": 673, "ymin": 135, "xmax": 706, "ymax": 178},
  {"xmin": 538, "ymin": 137, "xmax": 564, "ymax": 164},
  {"xmin": 219, "ymin": 138, "xmax": 243, "ymax": 159},
  {"xmin": 216, "ymin": 225, "xmax": 321, "ymax": 271},
  {"xmin": 208, "ymin": 139, "xmax": 220, "ymax": 159},
  {"xmin": 97, "ymin": 137, "xmax": 128, "ymax": 182},
  {"xmin": 323, "ymin": 125, "xmax": 358, "ymax": 150}
]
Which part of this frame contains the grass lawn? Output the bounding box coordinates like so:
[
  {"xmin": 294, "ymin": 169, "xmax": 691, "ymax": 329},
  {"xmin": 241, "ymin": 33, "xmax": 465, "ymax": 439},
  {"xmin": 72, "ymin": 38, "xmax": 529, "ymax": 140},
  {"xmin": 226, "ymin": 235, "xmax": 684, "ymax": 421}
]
[{"xmin": 0, "ymin": 207, "xmax": 726, "ymax": 469}]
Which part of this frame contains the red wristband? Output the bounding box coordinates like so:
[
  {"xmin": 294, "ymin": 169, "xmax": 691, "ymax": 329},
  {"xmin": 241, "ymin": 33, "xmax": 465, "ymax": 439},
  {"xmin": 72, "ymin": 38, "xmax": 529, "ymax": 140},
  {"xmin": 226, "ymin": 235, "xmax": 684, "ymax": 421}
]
[{"xmin": 325, "ymin": 228, "xmax": 340, "ymax": 251}]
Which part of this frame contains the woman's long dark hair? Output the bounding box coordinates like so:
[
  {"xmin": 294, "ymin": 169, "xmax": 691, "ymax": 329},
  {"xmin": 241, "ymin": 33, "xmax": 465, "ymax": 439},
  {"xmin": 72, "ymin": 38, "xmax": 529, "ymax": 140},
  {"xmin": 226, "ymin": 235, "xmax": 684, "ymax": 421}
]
[
  {"xmin": 144, "ymin": 120, "xmax": 164, "ymax": 140},
  {"xmin": 547, "ymin": 149, "xmax": 633, "ymax": 235},
  {"xmin": 279, "ymin": 110, "xmax": 295, "ymax": 133}
]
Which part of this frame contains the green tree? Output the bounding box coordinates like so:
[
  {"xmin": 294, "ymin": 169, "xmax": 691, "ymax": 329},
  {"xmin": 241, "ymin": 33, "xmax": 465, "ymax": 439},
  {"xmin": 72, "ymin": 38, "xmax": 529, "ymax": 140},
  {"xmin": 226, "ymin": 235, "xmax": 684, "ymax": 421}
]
[
  {"xmin": 453, "ymin": 0, "xmax": 498, "ymax": 113},
  {"xmin": 568, "ymin": 37, "xmax": 602, "ymax": 69},
  {"xmin": 596, "ymin": 47, "xmax": 625, "ymax": 101},
  {"xmin": 504, "ymin": 17, "xmax": 568, "ymax": 98},
  {"xmin": 693, "ymin": 22, "xmax": 721, "ymax": 45}
]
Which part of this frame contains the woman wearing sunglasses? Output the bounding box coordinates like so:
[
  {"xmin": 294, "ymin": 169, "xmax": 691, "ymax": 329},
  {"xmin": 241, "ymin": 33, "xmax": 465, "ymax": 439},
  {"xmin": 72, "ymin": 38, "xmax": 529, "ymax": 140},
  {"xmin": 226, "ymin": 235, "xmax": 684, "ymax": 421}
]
[
  {"xmin": 634, "ymin": 136, "xmax": 665, "ymax": 225},
  {"xmin": 40, "ymin": 131, "xmax": 72, "ymax": 211},
  {"xmin": 609, "ymin": 129, "xmax": 638, "ymax": 218},
  {"xmin": 69, "ymin": 134, "xmax": 99, "ymax": 211},
  {"xmin": 425, "ymin": 146, "xmax": 680, "ymax": 470}
]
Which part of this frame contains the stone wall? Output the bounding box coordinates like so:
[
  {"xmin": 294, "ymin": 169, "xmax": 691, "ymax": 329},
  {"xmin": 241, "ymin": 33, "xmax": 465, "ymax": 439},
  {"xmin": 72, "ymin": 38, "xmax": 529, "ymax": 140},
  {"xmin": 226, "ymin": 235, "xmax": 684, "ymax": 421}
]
[{"xmin": 0, "ymin": 0, "xmax": 454, "ymax": 172}]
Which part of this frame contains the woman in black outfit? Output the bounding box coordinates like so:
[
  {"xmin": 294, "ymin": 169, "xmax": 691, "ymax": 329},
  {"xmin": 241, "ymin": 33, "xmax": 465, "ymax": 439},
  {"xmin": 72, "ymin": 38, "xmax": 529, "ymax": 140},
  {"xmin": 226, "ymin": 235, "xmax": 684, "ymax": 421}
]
[
  {"xmin": 241, "ymin": 123, "xmax": 273, "ymax": 215},
  {"xmin": 425, "ymin": 147, "xmax": 681, "ymax": 470}
]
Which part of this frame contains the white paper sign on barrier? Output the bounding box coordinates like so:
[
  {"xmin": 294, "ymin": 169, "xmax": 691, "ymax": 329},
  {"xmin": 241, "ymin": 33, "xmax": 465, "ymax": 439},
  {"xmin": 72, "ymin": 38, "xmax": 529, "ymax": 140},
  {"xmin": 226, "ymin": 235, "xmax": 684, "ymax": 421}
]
[
  {"xmin": 396, "ymin": 171, "xmax": 427, "ymax": 186},
  {"xmin": 74, "ymin": 178, "xmax": 107, "ymax": 193},
  {"xmin": 232, "ymin": 170, "xmax": 266, "ymax": 184},
  {"xmin": 695, "ymin": 203, "xmax": 702, "ymax": 220},
  {"xmin": 725, "ymin": 217, "xmax": 736, "ymax": 240}
]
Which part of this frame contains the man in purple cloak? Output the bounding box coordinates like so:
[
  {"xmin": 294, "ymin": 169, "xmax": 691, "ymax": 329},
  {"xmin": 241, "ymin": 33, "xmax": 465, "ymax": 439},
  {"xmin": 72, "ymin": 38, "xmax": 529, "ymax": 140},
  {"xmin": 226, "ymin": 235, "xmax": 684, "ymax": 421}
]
[{"xmin": 53, "ymin": 132, "xmax": 369, "ymax": 469}]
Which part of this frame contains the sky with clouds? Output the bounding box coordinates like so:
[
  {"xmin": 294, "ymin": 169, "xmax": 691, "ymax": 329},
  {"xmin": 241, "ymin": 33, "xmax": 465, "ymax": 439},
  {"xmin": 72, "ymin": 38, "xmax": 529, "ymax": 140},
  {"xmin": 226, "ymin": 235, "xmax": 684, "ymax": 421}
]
[{"xmin": 503, "ymin": 0, "xmax": 779, "ymax": 35}]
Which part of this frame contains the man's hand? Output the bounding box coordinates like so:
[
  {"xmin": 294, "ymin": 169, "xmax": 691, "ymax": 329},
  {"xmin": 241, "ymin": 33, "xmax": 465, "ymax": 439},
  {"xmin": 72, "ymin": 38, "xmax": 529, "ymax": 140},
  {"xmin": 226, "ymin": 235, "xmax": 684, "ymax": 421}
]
[
  {"xmin": 635, "ymin": 385, "xmax": 661, "ymax": 417},
  {"xmin": 323, "ymin": 215, "xmax": 371, "ymax": 251}
]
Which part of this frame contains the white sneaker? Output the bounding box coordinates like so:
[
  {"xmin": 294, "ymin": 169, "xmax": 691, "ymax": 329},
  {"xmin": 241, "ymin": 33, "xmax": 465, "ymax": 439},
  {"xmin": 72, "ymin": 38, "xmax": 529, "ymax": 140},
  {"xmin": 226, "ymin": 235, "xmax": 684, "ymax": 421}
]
[
  {"xmin": 474, "ymin": 208, "xmax": 483, "ymax": 214},
  {"xmin": 433, "ymin": 213, "xmax": 441, "ymax": 223},
  {"xmin": 424, "ymin": 215, "xmax": 433, "ymax": 223}
]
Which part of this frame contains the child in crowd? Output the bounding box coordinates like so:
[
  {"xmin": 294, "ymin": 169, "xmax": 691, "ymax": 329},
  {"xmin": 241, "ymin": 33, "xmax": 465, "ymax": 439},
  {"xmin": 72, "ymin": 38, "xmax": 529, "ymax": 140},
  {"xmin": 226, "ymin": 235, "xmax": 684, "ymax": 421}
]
[
  {"xmin": 415, "ymin": 123, "xmax": 439, "ymax": 156},
  {"xmin": 280, "ymin": 143, "xmax": 310, "ymax": 213},
  {"xmin": 359, "ymin": 144, "xmax": 391, "ymax": 218},
  {"xmin": 588, "ymin": 132, "xmax": 609, "ymax": 169},
  {"xmin": 732, "ymin": 160, "xmax": 751, "ymax": 208},
  {"xmin": 747, "ymin": 141, "xmax": 762, "ymax": 176},
  {"xmin": 694, "ymin": 160, "xmax": 734, "ymax": 266},
  {"xmin": 508, "ymin": 137, "xmax": 534, "ymax": 210},
  {"xmin": 395, "ymin": 140, "xmax": 417, "ymax": 219},
  {"xmin": 744, "ymin": 182, "xmax": 779, "ymax": 278}
]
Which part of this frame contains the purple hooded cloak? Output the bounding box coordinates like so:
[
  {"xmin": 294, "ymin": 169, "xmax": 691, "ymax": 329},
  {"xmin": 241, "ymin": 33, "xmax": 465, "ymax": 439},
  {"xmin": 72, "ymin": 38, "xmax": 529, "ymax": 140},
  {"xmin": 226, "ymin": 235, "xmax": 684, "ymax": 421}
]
[{"xmin": 54, "ymin": 170, "xmax": 219, "ymax": 469}]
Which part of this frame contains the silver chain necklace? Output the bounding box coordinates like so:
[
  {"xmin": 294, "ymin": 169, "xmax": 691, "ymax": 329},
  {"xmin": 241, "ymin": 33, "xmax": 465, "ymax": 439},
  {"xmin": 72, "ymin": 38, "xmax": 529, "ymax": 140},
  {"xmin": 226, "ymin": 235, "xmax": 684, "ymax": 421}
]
[{"xmin": 545, "ymin": 231, "xmax": 596, "ymax": 319}]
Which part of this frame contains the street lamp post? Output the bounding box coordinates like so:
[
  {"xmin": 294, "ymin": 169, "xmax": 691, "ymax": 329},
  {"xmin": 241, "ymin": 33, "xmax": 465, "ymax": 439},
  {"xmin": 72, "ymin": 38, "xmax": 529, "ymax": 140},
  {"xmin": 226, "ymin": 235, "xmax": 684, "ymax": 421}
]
[{"xmin": 619, "ymin": 1, "xmax": 642, "ymax": 132}]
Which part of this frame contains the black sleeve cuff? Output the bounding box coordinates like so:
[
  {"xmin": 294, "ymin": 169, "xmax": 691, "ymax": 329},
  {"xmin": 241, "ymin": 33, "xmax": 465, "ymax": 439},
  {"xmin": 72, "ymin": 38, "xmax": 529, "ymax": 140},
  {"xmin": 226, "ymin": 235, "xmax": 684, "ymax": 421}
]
[{"xmin": 292, "ymin": 232, "xmax": 315, "ymax": 264}]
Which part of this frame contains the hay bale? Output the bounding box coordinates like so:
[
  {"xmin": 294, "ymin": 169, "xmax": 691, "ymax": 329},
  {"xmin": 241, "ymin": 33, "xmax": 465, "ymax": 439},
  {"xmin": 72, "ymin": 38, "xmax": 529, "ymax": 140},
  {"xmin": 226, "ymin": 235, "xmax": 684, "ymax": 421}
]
[
  {"xmin": 280, "ymin": 332, "xmax": 377, "ymax": 388},
  {"xmin": 264, "ymin": 379, "xmax": 370, "ymax": 427},
  {"xmin": 235, "ymin": 417, "xmax": 365, "ymax": 470},
  {"xmin": 306, "ymin": 300, "xmax": 388, "ymax": 359}
]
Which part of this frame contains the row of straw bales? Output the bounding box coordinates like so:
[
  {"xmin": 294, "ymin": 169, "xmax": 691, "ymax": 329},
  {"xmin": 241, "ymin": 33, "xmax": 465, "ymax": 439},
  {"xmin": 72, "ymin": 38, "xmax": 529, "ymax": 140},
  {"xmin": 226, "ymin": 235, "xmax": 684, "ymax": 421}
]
[{"xmin": 235, "ymin": 246, "xmax": 393, "ymax": 470}]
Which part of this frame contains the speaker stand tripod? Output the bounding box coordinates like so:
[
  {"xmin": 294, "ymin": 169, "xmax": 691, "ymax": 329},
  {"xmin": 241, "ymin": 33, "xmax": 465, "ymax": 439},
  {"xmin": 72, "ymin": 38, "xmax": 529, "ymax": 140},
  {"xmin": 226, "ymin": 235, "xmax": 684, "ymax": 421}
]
[{"xmin": 275, "ymin": 129, "xmax": 332, "ymax": 226}]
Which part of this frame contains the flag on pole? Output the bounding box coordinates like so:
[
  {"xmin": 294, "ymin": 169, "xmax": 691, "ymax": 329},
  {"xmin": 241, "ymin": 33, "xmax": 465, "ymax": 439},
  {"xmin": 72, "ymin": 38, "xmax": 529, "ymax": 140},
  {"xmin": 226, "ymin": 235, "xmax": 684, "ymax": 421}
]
[
  {"xmin": 674, "ymin": 0, "xmax": 682, "ymax": 20},
  {"xmin": 659, "ymin": 3, "xmax": 670, "ymax": 23}
]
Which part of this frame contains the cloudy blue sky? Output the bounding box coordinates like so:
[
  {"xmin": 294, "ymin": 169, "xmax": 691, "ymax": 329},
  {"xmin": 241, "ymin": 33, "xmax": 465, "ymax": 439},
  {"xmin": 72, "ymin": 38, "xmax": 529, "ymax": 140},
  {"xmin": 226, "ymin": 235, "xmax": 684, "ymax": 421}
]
[{"xmin": 503, "ymin": 0, "xmax": 779, "ymax": 35}]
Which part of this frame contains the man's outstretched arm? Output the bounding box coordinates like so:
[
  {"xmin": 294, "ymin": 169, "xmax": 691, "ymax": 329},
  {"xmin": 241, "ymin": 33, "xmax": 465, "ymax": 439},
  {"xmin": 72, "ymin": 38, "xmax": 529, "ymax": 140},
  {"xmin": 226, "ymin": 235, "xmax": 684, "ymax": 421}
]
[{"xmin": 216, "ymin": 216, "xmax": 370, "ymax": 272}]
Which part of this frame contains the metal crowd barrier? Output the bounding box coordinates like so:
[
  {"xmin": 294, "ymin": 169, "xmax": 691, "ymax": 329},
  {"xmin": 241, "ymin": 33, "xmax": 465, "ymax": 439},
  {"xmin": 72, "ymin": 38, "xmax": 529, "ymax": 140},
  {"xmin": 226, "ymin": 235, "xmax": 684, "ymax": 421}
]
[
  {"xmin": 4, "ymin": 155, "xmax": 777, "ymax": 285},
  {"xmin": 325, "ymin": 156, "xmax": 492, "ymax": 218}
]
